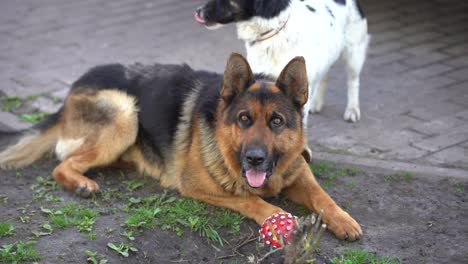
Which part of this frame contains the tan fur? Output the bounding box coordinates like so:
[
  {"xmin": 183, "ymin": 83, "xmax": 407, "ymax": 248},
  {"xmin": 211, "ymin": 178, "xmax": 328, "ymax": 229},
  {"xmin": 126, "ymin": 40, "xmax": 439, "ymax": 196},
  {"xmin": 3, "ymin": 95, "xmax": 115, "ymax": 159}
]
[{"xmin": 0, "ymin": 126, "xmax": 60, "ymax": 169}]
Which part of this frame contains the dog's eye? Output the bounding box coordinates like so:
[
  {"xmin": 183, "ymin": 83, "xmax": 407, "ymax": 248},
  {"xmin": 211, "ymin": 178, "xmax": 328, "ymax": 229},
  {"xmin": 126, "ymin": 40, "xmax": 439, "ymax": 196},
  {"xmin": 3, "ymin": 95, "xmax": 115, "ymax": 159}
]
[
  {"xmin": 238, "ymin": 113, "xmax": 251, "ymax": 126},
  {"xmin": 271, "ymin": 117, "xmax": 284, "ymax": 127}
]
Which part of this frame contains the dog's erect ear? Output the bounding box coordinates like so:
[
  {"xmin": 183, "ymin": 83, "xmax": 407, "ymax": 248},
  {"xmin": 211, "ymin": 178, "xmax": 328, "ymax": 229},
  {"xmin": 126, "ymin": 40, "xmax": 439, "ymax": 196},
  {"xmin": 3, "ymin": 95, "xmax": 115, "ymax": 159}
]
[
  {"xmin": 276, "ymin": 56, "xmax": 308, "ymax": 107},
  {"xmin": 221, "ymin": 53, "xmax": 254, "ymax": 102}
]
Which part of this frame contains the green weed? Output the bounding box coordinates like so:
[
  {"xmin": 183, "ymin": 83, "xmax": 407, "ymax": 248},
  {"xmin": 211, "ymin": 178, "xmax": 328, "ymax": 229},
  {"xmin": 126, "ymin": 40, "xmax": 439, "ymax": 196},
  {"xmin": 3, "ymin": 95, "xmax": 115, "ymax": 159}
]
[
  {"xmin": 124, "ymin": 180, "xmax": 145, "ymax": 192},
  {"xmin": 0, "ymin": 222, "xmax": 15, "ymax": 237},
  {"xmin": 310, "ymin": 162, "xmax": 348, "ymax": 189},
  {"xmin": 0, "ymin": 96, "xmax": 22, "ymax": 111},
  {"xmin": 31, "ymin": 176, "xmax": 58, "ymax": 200},
  {"xmin": 454, "ymin": 183, "xmax": 465, "ymax": 194},
  {"xmin": 20, "ymin": 112, "xmax": 49, "ymax": 124},
  {"xmin": 32, "ymin": 222, "xmax": 53, "ymax": 238},
  {"xmin": 41, "ymin": 203, "xmax": 99, "ymax": 233},
  {"xmin": 120, "ymin": 231, "xmax": 135, "ymax": 241},
  {"xmin": 85, "ymin": 250, "xmax": 108, "ymax": 264},
  {"xmin": 107, "ymin": 242, "xmax": 138, "ymax": 257},
  {"xmin": 0, "ymin": 240, "xmax": 41, "ymax": 263},
  {"xmin": 123, "ymin": 192, "xmax": 243, "ymax": 244},
  {"xmin": 403, "ymin": 172, "xmax": 413, "ymax": 182},
  {"xmin": 0, "ymin": 194, "xmax": 8, "ymax": 204},
  {"xmin": 330, "ymin": 249, "xmax": 400, "ymax": 264}
]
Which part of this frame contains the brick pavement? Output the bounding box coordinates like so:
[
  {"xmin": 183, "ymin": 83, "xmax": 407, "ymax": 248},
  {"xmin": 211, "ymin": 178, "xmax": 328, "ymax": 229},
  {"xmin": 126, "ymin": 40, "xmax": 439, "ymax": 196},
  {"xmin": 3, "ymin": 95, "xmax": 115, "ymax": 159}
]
[{"xmin": 0, "ymin": 0, "xmax": 467, "ymax": 172}]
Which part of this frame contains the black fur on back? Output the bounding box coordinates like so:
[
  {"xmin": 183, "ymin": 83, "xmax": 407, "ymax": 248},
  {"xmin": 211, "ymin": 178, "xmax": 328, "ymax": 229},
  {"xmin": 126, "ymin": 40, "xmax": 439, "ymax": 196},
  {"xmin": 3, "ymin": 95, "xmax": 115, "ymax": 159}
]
[{"xmin": 71, "ymin": 63, "xmax": 209, "ymax": 164}]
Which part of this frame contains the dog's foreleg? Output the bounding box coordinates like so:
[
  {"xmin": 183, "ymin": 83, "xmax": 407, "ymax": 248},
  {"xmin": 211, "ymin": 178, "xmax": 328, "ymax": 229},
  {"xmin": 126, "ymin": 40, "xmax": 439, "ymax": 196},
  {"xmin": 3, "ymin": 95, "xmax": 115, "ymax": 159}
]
[
  {"xmin": 283, "ymin": 161, "xmax": 362, "ymax": 241},
  {"xmin": 182, "ymin": 189, "xmax": 284, "ymax": 225},
  {"xmin": 343, "ymin": 16, "xmax": 370, "ymax": 122}
]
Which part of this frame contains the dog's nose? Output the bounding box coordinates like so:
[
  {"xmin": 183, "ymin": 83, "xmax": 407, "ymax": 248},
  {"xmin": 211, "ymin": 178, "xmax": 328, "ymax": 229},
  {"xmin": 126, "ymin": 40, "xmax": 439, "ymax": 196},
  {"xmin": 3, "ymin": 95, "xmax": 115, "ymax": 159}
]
[{"xmin": 246, "ymin": 149, "xmax": 266, "ymax": 166}]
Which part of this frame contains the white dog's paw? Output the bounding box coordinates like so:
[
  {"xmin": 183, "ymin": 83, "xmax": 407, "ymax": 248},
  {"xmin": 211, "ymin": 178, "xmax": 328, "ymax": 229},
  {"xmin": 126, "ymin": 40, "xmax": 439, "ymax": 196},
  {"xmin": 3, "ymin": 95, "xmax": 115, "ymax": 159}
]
[
  {"xmin": 309, "ymin": 99, "xmax": 324, "ymax": 113},
  {"xmin": 344, "ymin": 106, "xmax": 361, "ymax": 122}
]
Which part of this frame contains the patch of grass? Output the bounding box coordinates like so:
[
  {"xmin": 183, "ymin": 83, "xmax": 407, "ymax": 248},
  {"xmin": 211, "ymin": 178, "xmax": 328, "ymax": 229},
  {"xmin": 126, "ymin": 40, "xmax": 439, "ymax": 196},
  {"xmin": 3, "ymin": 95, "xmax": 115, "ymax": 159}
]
[
  {"xmin": 19, "ymin": 112, "xmax": 49, "ymax": 124},
  {"xmin": 120, "ymin": 231, "xmax": 135, "ymax": 241},
  {"xmin": 84, "ymin": 232, "xmax": 97, "ymax": 240},
  {"xmin": 310, "ymin": 162, "xmax": 348, "ymax": 189},
  {"xmin": 0, "ymin": 240, "xmax": 41, "ymax": 263},
  {"xmin": 345, "ymin": 180, "xmax": 357, "ymax": 190},
  {"xmin": 0, "ymin": 96, "xmax": 22, "ymax": 111},
  {"xmin": 403, "ymin": 172, "xmax": 413, "ymax": 182},
  {"xmin": 0, "ymin": 222, "xmax": 15, "ymax": 237},
  {"xmin": 384, "ymin": 172, "xmax": 414, "ymax": 183},
  {"xmin": 0, "ymin": 194, "xmax": 8, "ymax": 204},
  {"xmin": 383, "ymin": 174, "xmax": 399, "ymax": 183},
  {"xmin": 124, "ymin": 207, "xmax": 161, "ymax": 229},
  {"xmin": 32, "ymin": 222, "xmax": 53, "ymax": 238},
  {"xmin": 107, "ymin": 242, "xmax": 138, "ymax": 257},
  {"xmin": 85, "ymin": 250, "xmax": 108, "ymax": 264},
  {"xmin": 41, "ymin": 203, "xmax": 99, "ymax": 233},
  {"xmin": 330, "ymin": 249, "xmax": 400, "ymax": 264},
  {"xmin": 123, "ymin": 192, "xmax": 243, "ymax": 244},
  {"xmin": 454, "ymin": 183, "xmax": 465, "ymax": 194},
  {"xmin": 31, "ymin": 176, "xmax": 59, "ymax": 200},
  {"xmin": 124, "ymin": 180, "xmax": 145, "ymax": 192}
]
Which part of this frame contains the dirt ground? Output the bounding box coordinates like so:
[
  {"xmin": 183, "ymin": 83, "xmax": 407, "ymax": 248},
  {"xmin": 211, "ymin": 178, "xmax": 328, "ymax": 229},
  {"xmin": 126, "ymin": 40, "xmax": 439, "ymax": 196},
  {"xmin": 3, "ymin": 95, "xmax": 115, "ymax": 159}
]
[{"xmin": 0, "ymin": 135, "xmax": 467, "ymax": 264}]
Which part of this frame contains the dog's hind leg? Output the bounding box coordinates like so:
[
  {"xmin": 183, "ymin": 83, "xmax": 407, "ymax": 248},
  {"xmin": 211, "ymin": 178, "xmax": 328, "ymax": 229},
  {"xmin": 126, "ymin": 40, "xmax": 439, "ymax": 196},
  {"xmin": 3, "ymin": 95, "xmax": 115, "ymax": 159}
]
[
  {"xmin": 52, "ymin": 89, "xmax": 138, "ymax": 197},
  {"xmin": 342, "ymin": 6, "xmax": 370, "ymax": 122}
]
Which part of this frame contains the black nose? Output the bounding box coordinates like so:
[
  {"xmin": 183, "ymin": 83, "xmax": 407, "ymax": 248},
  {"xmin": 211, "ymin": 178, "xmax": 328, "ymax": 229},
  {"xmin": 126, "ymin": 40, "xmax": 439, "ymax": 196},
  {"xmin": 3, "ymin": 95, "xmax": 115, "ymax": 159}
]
[{"xmin": 246, "ymin": 149, "xmax": 266, "ymax": 166}]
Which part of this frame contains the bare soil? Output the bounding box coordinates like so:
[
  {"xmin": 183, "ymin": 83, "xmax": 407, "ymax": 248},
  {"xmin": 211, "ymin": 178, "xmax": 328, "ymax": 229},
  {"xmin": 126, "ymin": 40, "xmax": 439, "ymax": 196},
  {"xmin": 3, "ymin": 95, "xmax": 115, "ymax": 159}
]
[{"xmin": 0, "ymin": 135, "xmax": 467, "ymax": 264}]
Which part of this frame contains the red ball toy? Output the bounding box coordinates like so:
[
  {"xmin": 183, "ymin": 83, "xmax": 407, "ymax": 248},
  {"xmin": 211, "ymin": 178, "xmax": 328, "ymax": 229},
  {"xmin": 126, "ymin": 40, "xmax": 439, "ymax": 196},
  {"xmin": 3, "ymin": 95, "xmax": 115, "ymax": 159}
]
[{"xmin": 259, "ymin": 212, "xmax": 297, "ymax": 248}]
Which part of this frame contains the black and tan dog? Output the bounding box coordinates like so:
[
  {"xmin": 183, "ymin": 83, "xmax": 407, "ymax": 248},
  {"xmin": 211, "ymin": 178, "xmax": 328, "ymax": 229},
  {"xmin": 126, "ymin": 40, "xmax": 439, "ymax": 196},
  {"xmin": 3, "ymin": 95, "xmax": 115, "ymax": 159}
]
[{"xmin": 0, "ymin": 54, "xmax": 362, "ymax": 240}]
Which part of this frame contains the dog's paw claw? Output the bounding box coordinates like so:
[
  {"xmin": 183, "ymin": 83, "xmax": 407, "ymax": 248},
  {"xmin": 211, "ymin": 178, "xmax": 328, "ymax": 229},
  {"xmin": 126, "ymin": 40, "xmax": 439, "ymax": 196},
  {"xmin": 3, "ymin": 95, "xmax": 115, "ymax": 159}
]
[
  {"xmin": 344, "ymin": 106, "xmax": 360, "ymax": 122},
  {"xmin": 327, "ymin": 211, "xmax": 362, "ymax": 242},
  {"xmin": 301, "ymin": 147, "xmax": 313, "ymax": 163},
  {"xmin": 75, "ymin": 181, "xmax": 100, "ymax": 198}
]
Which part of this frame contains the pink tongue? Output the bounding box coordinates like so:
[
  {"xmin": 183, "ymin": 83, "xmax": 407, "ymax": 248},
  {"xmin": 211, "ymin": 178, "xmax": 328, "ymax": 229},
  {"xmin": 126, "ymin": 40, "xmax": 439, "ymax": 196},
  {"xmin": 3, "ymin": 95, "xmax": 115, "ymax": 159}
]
[
  {"xmin": 194, "ymin": 11, "xmax": 206, "ymax": 24},
  {"xmin": 246, "ymin": 169, "xmax": 267, "ymax": 188}
]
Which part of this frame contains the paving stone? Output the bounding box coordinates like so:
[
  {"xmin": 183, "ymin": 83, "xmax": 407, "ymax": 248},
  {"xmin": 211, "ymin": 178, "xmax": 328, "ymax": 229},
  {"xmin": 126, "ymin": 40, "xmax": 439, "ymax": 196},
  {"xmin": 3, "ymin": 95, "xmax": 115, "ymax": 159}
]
[
  {"xmin": 407, "ymin": 64, "xmax": 454, "ymax": 79},
  {"xmin": 403, "ymin": 52, "xmax": 449, "ymax": 67},
  {"xmin": 444, "ymin": 67, "xmax": 468, "ymax": 81},
  {"xmin": 409, "ymin": 110, "xmax": 468, "ymax": 135},
  {"xmin": 29, "ymin": 96, "xmax": 61, "ymax": 113},
  {"xmin": 412, "ymin": 125, "xmax": 468, "ymax": 152},
  {"xmin": 0, "ymin": 111, "xmax": 30, "ymax": 132},
  {"xmin": 425, "ymin": 146, "xmax": 468, "ymax": 169},
  {"xmin": 444, "ymin": 55, "xmax": 468, "ymax": 67},
  {"xmin": 442, "ymin": 43, "xmax": 468, "ymax": 56},
  {"xmin": 400, "ymin": 42, "xmax": 449, "ymax": 56}
]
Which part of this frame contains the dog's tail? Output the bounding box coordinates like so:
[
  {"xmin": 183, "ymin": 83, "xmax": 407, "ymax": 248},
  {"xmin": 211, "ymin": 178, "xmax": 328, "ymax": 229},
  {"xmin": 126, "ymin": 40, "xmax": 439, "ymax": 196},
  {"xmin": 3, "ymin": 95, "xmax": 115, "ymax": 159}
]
[{"xmin": 0, "ymin": 109, "xmax": 62, "ymax": 169}]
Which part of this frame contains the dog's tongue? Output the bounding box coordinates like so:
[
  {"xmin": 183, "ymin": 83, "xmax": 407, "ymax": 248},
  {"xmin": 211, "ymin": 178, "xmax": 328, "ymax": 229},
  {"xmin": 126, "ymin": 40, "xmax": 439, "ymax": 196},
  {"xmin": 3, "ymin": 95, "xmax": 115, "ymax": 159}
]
[
  {"xmin": 246, "ymin": 169, "xmax": 267, "ymax": 188},
  {"xmin": 194, "ymin": 11, "xmax": 206, "ymax": 24}
]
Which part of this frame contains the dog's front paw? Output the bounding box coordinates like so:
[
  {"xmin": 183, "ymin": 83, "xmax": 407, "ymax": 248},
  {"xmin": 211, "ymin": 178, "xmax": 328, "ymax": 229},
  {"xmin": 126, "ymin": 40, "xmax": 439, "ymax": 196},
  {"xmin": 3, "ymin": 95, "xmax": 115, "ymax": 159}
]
[
  {"xmin": 326, "ymin": 210, "xmax": 362, "ymax": 241},
  {"xmin": 75, "ymin": 179, "xmax": 100, "ymax": 198},
  {"xmin": 344, "ymin": 106, "xmax": 361, "ymax": 122}
]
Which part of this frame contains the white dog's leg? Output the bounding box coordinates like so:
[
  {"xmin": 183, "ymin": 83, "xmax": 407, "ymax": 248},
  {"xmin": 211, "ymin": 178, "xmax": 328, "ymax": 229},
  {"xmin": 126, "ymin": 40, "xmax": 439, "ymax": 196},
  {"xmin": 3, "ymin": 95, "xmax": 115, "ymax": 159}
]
[
  {"xmin": 343, "ymin": 13, "xmax": 369, "ymax": 122},
  {"xmin": 309, "ymin": 73, "xmax": 329, "ymax": 114}
]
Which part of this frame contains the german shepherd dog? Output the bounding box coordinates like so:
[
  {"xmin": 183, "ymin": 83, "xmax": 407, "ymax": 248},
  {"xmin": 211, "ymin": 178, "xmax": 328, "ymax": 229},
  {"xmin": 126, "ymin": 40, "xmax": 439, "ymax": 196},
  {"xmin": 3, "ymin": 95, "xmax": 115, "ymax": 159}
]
[{"xmin": 0, "ymin": 54, "xmax": 362, "ymax": 240}]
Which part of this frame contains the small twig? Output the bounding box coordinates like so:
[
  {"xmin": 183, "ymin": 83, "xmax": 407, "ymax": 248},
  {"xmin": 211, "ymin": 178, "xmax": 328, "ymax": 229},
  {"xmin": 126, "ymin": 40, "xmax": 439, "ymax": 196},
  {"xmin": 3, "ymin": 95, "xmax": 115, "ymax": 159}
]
[{"xmin": 256, "ymin": 247, "xmax": 283, "ymax": 263}]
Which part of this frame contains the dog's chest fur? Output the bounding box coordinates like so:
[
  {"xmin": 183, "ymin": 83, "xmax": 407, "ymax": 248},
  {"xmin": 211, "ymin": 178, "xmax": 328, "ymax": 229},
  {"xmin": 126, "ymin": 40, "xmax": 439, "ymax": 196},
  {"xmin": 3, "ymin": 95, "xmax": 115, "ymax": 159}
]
[{"xmin": 237, "ymin": 0, "xmax": 349, "ymax": 80}]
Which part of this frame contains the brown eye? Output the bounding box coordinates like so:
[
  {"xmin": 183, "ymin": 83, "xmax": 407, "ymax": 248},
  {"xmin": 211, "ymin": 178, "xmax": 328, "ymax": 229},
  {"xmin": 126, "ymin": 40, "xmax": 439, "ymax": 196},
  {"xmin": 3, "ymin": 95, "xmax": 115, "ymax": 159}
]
[
  {"xmin": 238, "ymin": 113, "xmax": 251, "ymax": 126},
  {"xmin": 271, "ymin": 117, "xmax": 284, "ymax": 127}
]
